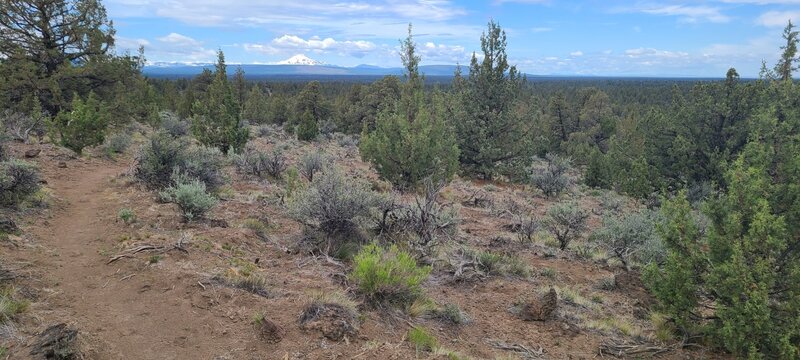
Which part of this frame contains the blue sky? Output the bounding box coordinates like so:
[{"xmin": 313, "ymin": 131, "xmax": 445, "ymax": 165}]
[{"xmin": 108, "ymin": 0, "xmax": 800, "ymax": 77}]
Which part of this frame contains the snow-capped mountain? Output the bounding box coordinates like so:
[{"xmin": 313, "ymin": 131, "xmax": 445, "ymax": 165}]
[{"xmin": 276, "ymin": 54, "xmax": 324, "ymax": 66}]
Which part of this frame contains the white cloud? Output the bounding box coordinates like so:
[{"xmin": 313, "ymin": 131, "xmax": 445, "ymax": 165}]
[
  {"xmin": 244, "ymin": 35, "xmax": 378, "ymax": 58},
  {"xmin": 420, "ymin": 41, "xmax": 467, "ymax": 62},
  {"xmin": 615, "ymin": 4, "xmax": 731, "ymax": 23},
  {"xmin": 625, "ymin": 48, "xmax": 689, "ymax": 58},
  {"xmin": 531, "ymin": 27, "xmax": 553, "ymax": 33},
  {"xmin": 157, "ymin": 33, "xmax": 202, "ymax": 47},
  {"xmin": 756, "ymin": 10, "xmax": 800, "ymax": 27},
  {"xmin": 720, "ymin": 0, "xmax": 800, "ymax": 4},
  {"xmin": 570, "ymin": 51, "xmax": 584, "ymax": 56}
]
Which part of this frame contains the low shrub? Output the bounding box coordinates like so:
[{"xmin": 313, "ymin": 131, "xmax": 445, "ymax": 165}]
[
  {"xmin": 545, "ymin": 202, "xmax": 588, "ymax": 250},
  {"xmin": 52, "ymin": 93, "xmax": 108, "ymax": 154},
  {"xmin": 159, "ymin": 178, "xmax": 217, "ymax": 221},
  {"xmin": 289, "ymin": 168, "xmax": 381, "ymax": 252},
  {"xmin": 118, "ymin": 208, "xmax": 136, "ymax": 224},
  {"xmin": 2, "ymin": 109, "xmax": 45, "ymax": 144},
  {"xmin": 299, "ymin": 151, "xmax": 329, "ymax": 182},
  {"xmin": 103, "ymin": 132, "xmax": 132, "ymax": 155},
  {"xmin": 179, "ymin": 145, "xmax": 226, "ymax": 191},
  {"xmin": 134, "ymin": 131, "xmax": 188, "ymax": 189},
  {"xmin": 408, "ymin": 326, "xmax": 438, "ymax": 353},
  {"xmin": 591, "ymin": 209, "xmax": 664, "ymax": 269},
  {"xmin": 0, "ymin": 159, "xmax": 41, "ymax": 207},
  {"xmin": 433, "ymin": 303, "xmax": 470, "ymax": 325},
  {"xmin": 159, "ymin": 111, "xmax": 190, "ymax": 137},
  {"xmin": 232, "ymin": 147, "xmax": 277, "ymax": 179},
  {"xmin": 351, "ymin": 243, "xmax": 431, "ymax": 306},
  {"xmin": 530, "ymin": 153, "xmax": 574, "ymax": 197},
  {"xmin": 135, "ymin": 132, "xmax": 224, "ymax": 191}
]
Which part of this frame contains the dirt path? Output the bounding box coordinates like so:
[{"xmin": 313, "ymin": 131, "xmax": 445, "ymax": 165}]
[{"xmin": 17, "ymin": 155, "xmax": 244, "ymax": 359}]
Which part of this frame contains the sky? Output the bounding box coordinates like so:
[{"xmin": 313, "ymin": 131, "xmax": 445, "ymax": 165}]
[{"xmin": 107, "ymin": 0, "xmax": 800, "ymax": 77}]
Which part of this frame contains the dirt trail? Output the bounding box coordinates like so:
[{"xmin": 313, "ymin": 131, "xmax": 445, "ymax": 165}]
[{"xmin": 18, "ymin": 156, "xmax": 241, "ymax": 359}]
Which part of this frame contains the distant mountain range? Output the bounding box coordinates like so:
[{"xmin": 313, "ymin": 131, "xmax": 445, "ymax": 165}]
[{"xmin": 143, "ymin": 54, "xmax": 461, "ymax": 79}]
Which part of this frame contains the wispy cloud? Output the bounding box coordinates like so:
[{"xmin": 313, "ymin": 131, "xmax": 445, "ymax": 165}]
[
  {"xmin": 756, "ymin": 10, "xmax": 800, "ymax": 27},
  {"xmin": 614, "ymin": 3, "xmax": 731, "ymax": 23},
  {"xmin": 532, "ymin": 27, "xmax": 554, "ymax": 33}
]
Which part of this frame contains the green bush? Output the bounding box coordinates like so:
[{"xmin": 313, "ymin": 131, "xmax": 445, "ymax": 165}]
[
  {"xmin": 296, "ymin": 109, "xmax": 319, "ymax": 141},
  {"xmin": 159, "ymin": 111, "xmax": 190, "ymax": 137},
  {"xmin": 545, "ymin": 201, "xmax": 588, "ymax": 250},
  {"xmin": 52, "ymin": 93, "xmax": 108, "ymax": 154},
  {"xmin": 159, "ymin": 178, "xmax": 217, "ymax": 221},
  {"xmin": 103, "ymin": 132, "xmax": 132, "ymax": 155},
  {"xmin": 289, "ymin": 168, "xmax": 381, "ymax": 243},
  {"xmin": 134, "ymin": 132, "xmax": 225, "ymax": 191},
  {"xmin": 591, "ymin": 209, "xmax": 664, "ymax": 269},
  {"xmin": 135, "ymin": 131, "xmax": 188, "ymax": 189},
  {"xmin": 530, "ymin": 153, "xmax": 574, "ymax": 197},
  {"xmin": 179, "ymin": 145, "xmax": 226, "ymax": 191},
  {"xmin": 351, "ymin": 243, "xmax": 431, "ymax": 306},
  {"xmin": 644, "ymin": 154, "xmax": 800, "ymax": 358},
  {"xmin": 0, "ymin": 159, "xmax": 41, "ymax": 207},
  {"xmin": 360, "ymin": 97, "xmax": 460, "ymax": 189},
  {"xmin": 408, "ymin": 326, "xmax": 438, "ymax": 353},
  {"xmin": 299, "ymin": 151, "xmax": 329, "ymax": 182},
  {"xmin": 118, "ymin": 208, "xmax": 136, "ymax": 224}
]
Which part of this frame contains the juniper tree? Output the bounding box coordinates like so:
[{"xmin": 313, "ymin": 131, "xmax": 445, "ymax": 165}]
[
  {"xmin": 453, "ymin": 21, "xmax": 530, "ymax": 179},
  {"xmin": 360, "ymin": 24, "xmax": 459, "ymax": 189},
  {"xmin": 191, "ymin": 51, "xmax": 248, "ymax": 153}
]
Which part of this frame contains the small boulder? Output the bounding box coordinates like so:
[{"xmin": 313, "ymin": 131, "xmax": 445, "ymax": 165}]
[
  {"xmin": 300, "ymin": 303, "xmax": 359, "ymax": 341},
  {"xmin": 58, "ymin": 162, "xmax": 67, "ymax": 168},
  {"xmin": 24, "ymin": 149, "xmax": 41, "ymax": 158},
  {"xmin": 255, "ymin": 317, "xmax": 283, "ymax": 343},
  {"xmin": 521, "ymin": 288, "xmax": 558, "ymax": 321}
]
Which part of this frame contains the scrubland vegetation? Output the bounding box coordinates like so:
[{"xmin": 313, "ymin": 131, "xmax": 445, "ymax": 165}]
[{"xmin": 1, "ymin": 0, "xmax": 800, "ymax": 358}]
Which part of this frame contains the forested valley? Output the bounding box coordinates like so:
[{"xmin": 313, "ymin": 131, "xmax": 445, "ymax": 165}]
[{"xmin": 1, "ymin": 0, "xmax": 799, "ymax": 358}]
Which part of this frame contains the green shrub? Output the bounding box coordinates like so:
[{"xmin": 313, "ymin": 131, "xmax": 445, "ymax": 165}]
[
  {"xmin": 591, "ymin": 209, "xmax": 664, "ymax": 269},
  {"xmin": 408, "ymin": 326, "xmax": 438, "ymax": 353},
  {"xmin": 159, "ymin": 178, "xmax": 217, "ymax": 221},
  {"xmin": 179, "ymin": 145, "xmax": 226, "ymax": 191},
  {"xmin": 351, "ymin": 243, "xmax": 431, "ymax": 306},
  {"xmin": 52, "ymin": 92, "xmax": 108, "ymax": 154},
  {"xmin": 296, "ymin": 109, "xmax": 319, "ymax": 141},
  {"xmin": 545, "ymin": 201, "xmax": 588, "ymax": 250},
  {"xmin": 299, "ymin": 151, "xmax": 329, "ymax": 182},
  {"xmin": 0, "ymin": 159, "xmax": 41, "ymax": 207},
  {"xmin": 134, "ymin": 131, "xmax": 188, "ymax": 189},
  {"xmin": 530, "ymin": 153, "xmax": 574, "ymax": 197},
  {"xmin": 0, "ymin": 287, "xmax": 28, "ymax": 323},
  {"xmin": 159, "ymin": 111, "xmax": 190, "ymax": 137},
  {"xmin": 360, "ymin": 97, "xmax": 460, "ymax": 190},
  {"xmin": 289, "ymin": 168, "xmax": 381, "ymax": 251},
  {"xmin": 118, "ymin": 208, "xmax": 136, "ymax": 224},
  {"xmin": 135, "ymin": 132, "xmax": 225, "ymax": 191},
  {"xmin": 103, "ymin": 132, "xmax": 132, "ymax": 155}
]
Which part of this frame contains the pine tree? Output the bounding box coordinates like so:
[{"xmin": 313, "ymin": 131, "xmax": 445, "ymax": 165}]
[
  {"xmin": 454, "ymin": 20, "xmax": 530, "ymax": 179},
  {"xmin": 191, "ymin": 51, "xmax": 249, "ymax": 153}
]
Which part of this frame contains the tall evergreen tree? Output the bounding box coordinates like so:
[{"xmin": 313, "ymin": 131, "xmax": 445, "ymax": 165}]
[
  {"xmin": 453, "ymin": 20, "xmax": 530, "ymax": 179},
  {"xmin": 191, "ymin": 51, "xmax": 248, "ymax": 153},
  {"xmin": 776, "ymin": 20, "xmax": 799, "ymax": 82},
  {"xmin": 0, "ymin": 0, "xmax": 137, "ymax": 114},
  {"xmin": 360, "ymin": 24, "xmax": 459, "ymax": 189}
]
